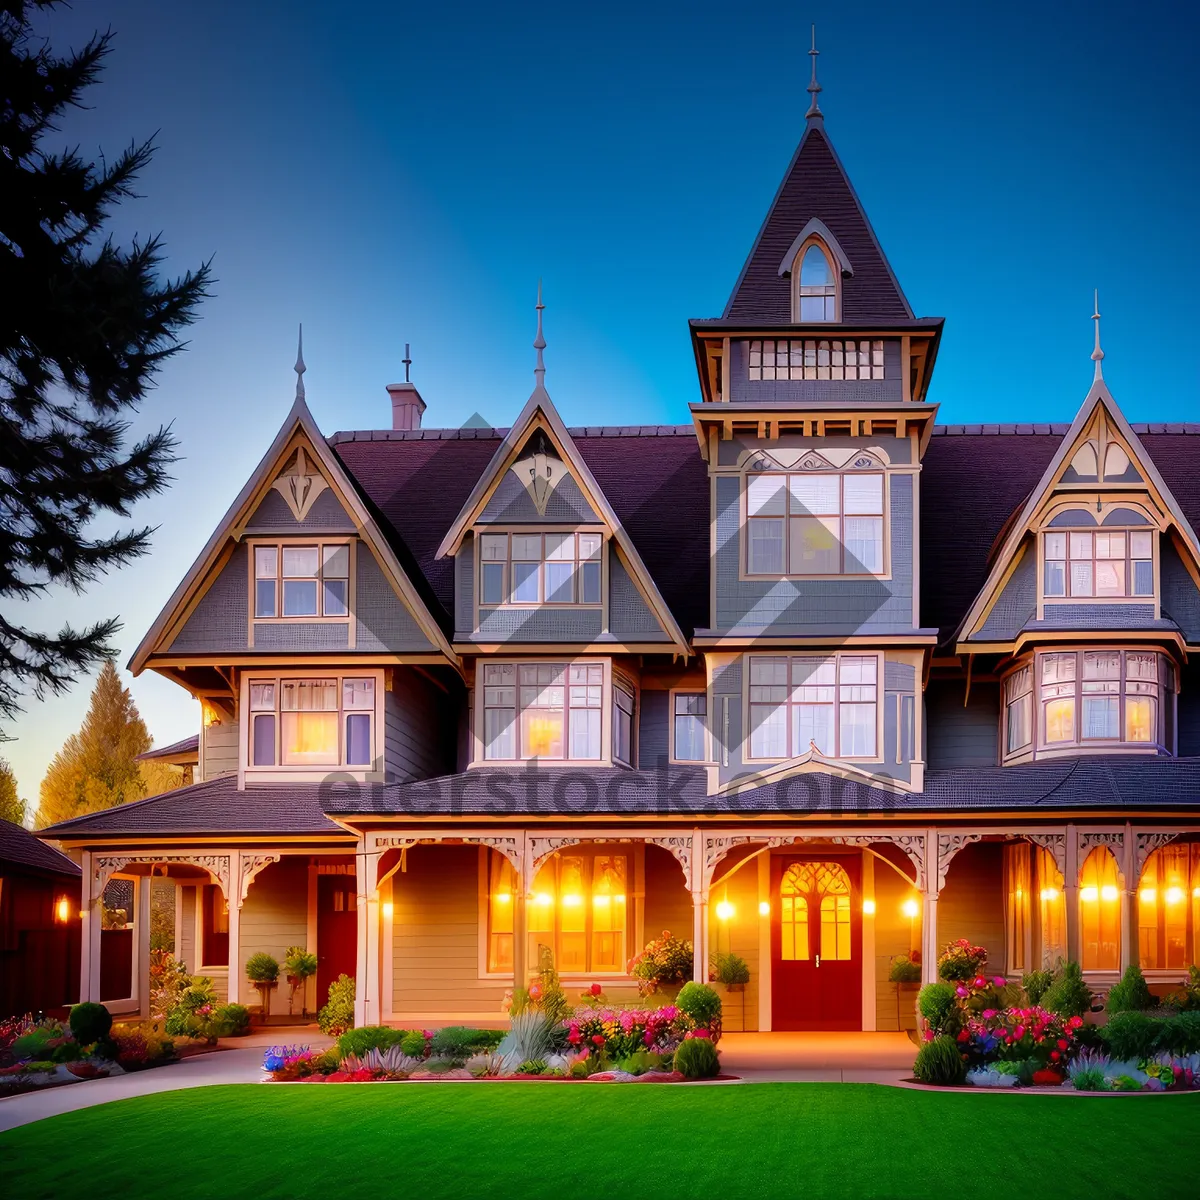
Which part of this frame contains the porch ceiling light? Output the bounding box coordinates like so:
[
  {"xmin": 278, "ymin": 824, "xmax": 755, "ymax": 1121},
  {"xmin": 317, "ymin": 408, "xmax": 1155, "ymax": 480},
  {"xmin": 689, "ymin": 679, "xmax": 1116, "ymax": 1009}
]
[
  {"xmin": 1165, "ymin": 886, "xmax": 1185, "ymax": 905},
  {"xmin": 1100, "ymin": 885, "xmax": 1119, "ymax": 903},
  {"xmin": 493, "ymin": 892, "xmax": 512, "ymax": 903},
  {"xmin": 1080, "ymin": 887, "xmax": 1099, "ymax": 902},
  {"xmin": 862, "ymin": 899, "xmax": 876, "ymax": 915},
  {"xmin": 593, "ymin": 894, "xmax": 610, "ymax": 907},
  {"xmin": 758, "ymin": 901, "xmax": 771, "ymax": 916},
  {"xmin": 381, "ymin": 901, "xmax": 394, "ymax": 919},
  {"xmin": 901, "ymin": 898, "xmax": 919, "ymax": 919},
  {"xmin": 716, "ymin": 900, "xmax": 735, "ymax": 921}
]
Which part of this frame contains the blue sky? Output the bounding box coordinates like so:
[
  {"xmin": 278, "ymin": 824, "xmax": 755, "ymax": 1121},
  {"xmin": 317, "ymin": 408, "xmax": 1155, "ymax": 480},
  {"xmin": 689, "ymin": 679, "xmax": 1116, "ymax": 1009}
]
[{"xmin": 7, "ymin": 0, "xmax": 1199, "ymax": 806}]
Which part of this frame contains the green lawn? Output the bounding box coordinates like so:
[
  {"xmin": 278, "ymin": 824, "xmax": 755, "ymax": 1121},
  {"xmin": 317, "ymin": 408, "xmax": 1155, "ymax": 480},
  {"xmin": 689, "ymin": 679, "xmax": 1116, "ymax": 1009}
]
[{"xmin": 3, "ymin": 1084, "xmax": 1199, "ymax": 1199}]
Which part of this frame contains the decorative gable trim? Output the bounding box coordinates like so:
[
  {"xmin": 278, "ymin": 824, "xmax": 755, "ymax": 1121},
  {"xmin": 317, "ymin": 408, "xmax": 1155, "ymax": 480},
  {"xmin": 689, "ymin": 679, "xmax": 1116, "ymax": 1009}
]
[
  {"xmin": 509, "ymin": 428, "xmax": 565, "ymax": 516},
  {"xmin": 776, "ymin": 217, "xmax": 854, "ymax": 278},
  {"xmin": 710, "ymin": 746, "xmax": 922, "ymax": 799},
  {"xmin": 957, "ymin": 380, "xmax": 1200, "ymax": 648},
  {"xmin": 437, "ymin": 387, "xmax": 690, "ymax": 653},
  {"xmin": 130, "ymin": 398, "xmax": 459, "ymax": 674}
]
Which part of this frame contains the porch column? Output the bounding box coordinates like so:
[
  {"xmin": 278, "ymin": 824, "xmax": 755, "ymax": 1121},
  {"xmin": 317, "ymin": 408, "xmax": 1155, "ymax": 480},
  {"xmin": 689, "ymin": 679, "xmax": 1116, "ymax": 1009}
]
[
  {"xmin": 79, "ymin": 851, "xmax": 96, "ymax": 1004},
  {"xmin": 226, "ymin": 857, "xmax": 242, "ymax": 1006},
  {"xmin": 920, "ymin": 828, "xmax": 938, "ymax": 985},
  {"xmin": 1119, "ymin": 824, "xmax": 1135, "ymax": 972},
  {"xmin": 136, "ymin": 876, "xmax": 152, "ymax": 1018},
  {"xmin": 512, "ymin": 833, "xmax": 529, "ymax": 992},
  {"xmin": 690, "ymin": 829, "xmax": 706, "ymax": 983},
  {"xmin": 354, "ymin": 845, "xmax": 381, "ymax": 1027},
  {"xmin": 1064, "ymin": 824, "xmax": 1080, "ymax": 964}
]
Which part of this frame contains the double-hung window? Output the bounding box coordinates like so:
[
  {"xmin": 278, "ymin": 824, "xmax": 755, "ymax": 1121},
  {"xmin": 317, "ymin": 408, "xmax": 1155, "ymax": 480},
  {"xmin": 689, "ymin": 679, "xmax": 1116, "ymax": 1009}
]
[
  {"xmin": 1004, "ymin": 665, "xmax": 1033, "ymax": 753},
  {"xmin": 479, "ymin": 532, "xmax": 602, "ymax": 605},
  {"xmin": 481, "ymin": 663, "xmax": 605, "ymax": 761},
  {"xmin": 1042, "ymin": 529, "xmax": 1153, "ymax": 598},
  {"xmin": 746, "ymin": 472, "xmax": 884, "ymax": 576},
  {"xmin": 247, "ymin": 675, "xmax": 376, "ymax": 768},
  {"xmin": 672, "ymin": 693, "xmax": 708, "ymax": 762},
  {"xmin": 612, "ymin": 679, "xmax": 635, "ymax": 765},
  {"xmin": 254, "ymin": 543, "xmax": 349, "ymax": 618},
  {"xmin": 1038, "ymin": 650, "xmax": 1170, "ymax": 749},
  {"xmin": 748, "ymin": 654, "xmax": 878, "ymax": 760}
]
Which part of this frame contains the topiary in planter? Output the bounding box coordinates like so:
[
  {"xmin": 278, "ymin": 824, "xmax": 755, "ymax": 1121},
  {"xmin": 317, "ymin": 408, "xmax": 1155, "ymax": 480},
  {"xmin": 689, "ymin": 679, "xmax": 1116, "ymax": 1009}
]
[
  {"xmin": 1105, "ymin": 964, "xmax": 1154, "ymax": 1015},
  {"xmin": 673, "ymin": 1035, "xmax": 720, "ymax": 1079},
  {"xmin": 912, "ymin": 1035, "xmax": 966, "ymax": 1085},
  {"xmin": 677, "ymin": 982, "xmax": 723, "ymax": 1033},
  {"xmin": 1041, "ymin": 960, "xmax": 1093, "ymax": 1018},
  {"xmin": 69, "ymin": 1002, "xmax": 112, "ymax": 1046},
  {"xmin": 245, "ymin": 953, "xmax": 280, "ymax": 1017}
]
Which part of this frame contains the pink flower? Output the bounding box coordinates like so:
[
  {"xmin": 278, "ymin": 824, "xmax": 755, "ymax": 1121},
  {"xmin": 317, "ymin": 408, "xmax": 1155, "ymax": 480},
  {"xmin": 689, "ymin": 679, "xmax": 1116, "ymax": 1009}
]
[
  {"xmin": 421, "ymin": 1030, "xmax": 433, "ymax": 1040},
  {"xmin": 1013, "ymin": 1025, "xmax": 1026, "ymax": 1040},
  {"xmin": 643, "ymin": 1031, "xmax": 655, "ymax": 1046},
  {"xmin": 972, "ymin": 976, "xmax": 986, "ymax": 989},
  {"xmin": 693, "ymin": 1028, "xmax": 711, "ymax": 1039},
  {"xmin": 1050, "ymin": 1050, "xmax": 1060, "ymax": 1061},
  {"xmin": 956, "ymin": 1030, "xmax": 969, "ymax": 1043},
  {"xmin": 992, "ymin": 977, "xmax": 1006, "ymax": 987},
  {"xmin": 1056, "ymin": 1038, "xmax": 1069, "ymax": 1050},
  {"xmin": 1069, "ymin": 1016, "xmax": 1084, "ymax": 1029},
  {"xmin": 981, "ymin": 1009, "xmax": 997, "ymax": 1019},
  {"xmin": 528, "ymin": 984, "xmax": 543, "ymax": 1001},
  {"xmin": 568, "ymin": 1033, "xmax": 582, "ymax": 1045},
  {"xmin": 955, "ymin": 986, "xmax": 968, "ymax": 998}
]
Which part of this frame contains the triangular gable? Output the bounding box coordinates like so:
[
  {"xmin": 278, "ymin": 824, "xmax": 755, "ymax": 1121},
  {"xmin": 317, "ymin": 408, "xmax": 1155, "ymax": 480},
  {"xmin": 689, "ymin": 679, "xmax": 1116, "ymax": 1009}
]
[
  {"xmin": 957, "ymin": 378, "xmax": 1200, "ymax": 646},
  {"xmin": 723, "ymin": 120, "xmax": 913, "ymax": 324},
  {"xmin": 437, "ymin": 385, "xmax": 689, "ymax": 652},
  {"xmin": 130, "ymin": 398, "xmax": 458, "ymax": 673},
  {"xmin": 712, "ymin": 746, "xmax": 921, "ymax": 799}
]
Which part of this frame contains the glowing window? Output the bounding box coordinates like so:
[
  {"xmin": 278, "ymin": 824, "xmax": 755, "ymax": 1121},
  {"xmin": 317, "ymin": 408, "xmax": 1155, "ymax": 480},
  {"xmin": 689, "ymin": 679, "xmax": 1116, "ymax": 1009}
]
[
  {"xmin": 1138, "ymin": 843, "xmax": 1199, "ymax": 970},
  {"xmin": 247, "ymin": 675, "xmax": 375, "ymax": 769},
  {"xmin": 1079, "ymin": 847, "xmax": 1121, "ymax": 971},
  {"xmin": 779, "ymin": 862, "xmax": 852, "ymax": 962},
  {"xmin": 481, "ymin": 663, "xmax": 607, "ymax": 761},
  {"xmin": 1036, "ymin": 846, "xmax": 1067, "ymax": 969},
  {"xmin": 1005, "ymin": 842, "xmax": 1031, "ymax": 972}
]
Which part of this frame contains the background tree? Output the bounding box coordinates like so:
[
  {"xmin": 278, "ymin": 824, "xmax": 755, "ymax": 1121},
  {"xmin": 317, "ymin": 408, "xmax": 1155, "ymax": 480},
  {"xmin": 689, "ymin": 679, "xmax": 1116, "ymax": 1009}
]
[
  {"xmin": 0, "ymin": 757, "xmax": 26, "ymax": 825},
  {"xmin": 35, "ymin": 659, "xmax": 182, "ymax": 827},
  {"xmin": 0, "ymin": 1, "xmax": 212, "ymax": 728}
]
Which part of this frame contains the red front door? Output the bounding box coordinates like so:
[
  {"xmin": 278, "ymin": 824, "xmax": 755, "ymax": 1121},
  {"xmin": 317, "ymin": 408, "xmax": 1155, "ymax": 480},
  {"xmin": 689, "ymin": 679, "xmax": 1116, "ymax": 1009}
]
[
  {"xmin": 772, "ymin": 855, "xmax": 862, "ymax": 1031},
  {"xmin": 316, "ymin": 873, "xmax": 358, "ymax": 1008}
]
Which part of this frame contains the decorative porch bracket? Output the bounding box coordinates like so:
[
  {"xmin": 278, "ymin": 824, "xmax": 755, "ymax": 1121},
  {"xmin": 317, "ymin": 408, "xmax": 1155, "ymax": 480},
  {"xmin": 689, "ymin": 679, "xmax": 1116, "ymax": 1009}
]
[
  {"xmin": 1133, "ymin": 831, "xmax": 1178, "ymax": 879},
  {"xmin": 92, "ymin": 853, "xmax": 232, "ymax": 902},
  {"xmin": 935, "ymin": 833, "xmax": 984, "ymax": 893},
  {"xmin": 527, "ymin": 834, "xmax": 692, "ymax": 883},
  {"xmin": 1076, "ymin": 830, "xmax": 1125, "ymax": 884},
  {"xmin": 370, "ymin": 833, "xmax": 523, "ymax": 875},
  {"xmin": 238, "ymin": 853, "xmax": 282, "ymax": 908}
]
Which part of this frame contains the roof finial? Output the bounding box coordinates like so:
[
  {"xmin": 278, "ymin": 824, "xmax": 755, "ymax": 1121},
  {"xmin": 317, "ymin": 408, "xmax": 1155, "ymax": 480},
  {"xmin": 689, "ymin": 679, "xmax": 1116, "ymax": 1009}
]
[
  {"xmin": 533, "ymin": 279, "xmax": 546, "ymax": 391},
  {"xmin": 805, "ymin": 23, "xmax": 823, "ymax": 121},
  {"xmin": 294, "ymin": 323, "xmax": 306, "ymax": 402},
  {"xmin": 1091, "ymin": 289, "xmax": 1104, "ymax": 382},
  {"xmin": 402, "ymin": 342, "xmax": 412, "ymax": 384}
]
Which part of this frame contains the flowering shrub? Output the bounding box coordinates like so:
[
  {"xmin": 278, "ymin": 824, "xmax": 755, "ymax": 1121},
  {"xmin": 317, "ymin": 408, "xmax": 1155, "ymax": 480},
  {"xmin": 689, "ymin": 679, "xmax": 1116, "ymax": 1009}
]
[
  {"xmin": 0, "ymin": 1014, "xmax": 32, "ymax": 1067},
  {"xmin": 148, "ymin": 949, "xmax": 190, "ymax": 1020},
  {"xmin": 110, "ymin": 1022, "xmax": 176, "ymax": 1069},
  {"xmin": 629, "ymin": 931, "xmax": 693, "ymax": 996},
  {"xmin": 262, "ymin": 1044, "xmax": 319, "ymax": 1080},
  {"xmin": 565, "ymin": 1003, "xmax": 702, "ymax": 1060},
  {"xmin": 961, "ymin": 1006, "xmax": 1082, "ymax": 1068},
  {"xmin": 164, "ymin": 976, "xmax": 230, "ymax": 1043},
  {"xmin": 937, "ymin": 939, "xmax": 990, "ymax": 983}
]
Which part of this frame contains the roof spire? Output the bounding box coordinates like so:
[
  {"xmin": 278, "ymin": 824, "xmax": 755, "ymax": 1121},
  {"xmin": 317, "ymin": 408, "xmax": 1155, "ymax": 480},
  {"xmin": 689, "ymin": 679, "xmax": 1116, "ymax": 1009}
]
[
  {"xmin": 294, "ymin": 324, "xmax": 306, "ymax": 402},
  {"xmin": 805, "ymin": 23, "xmax": 823, "ymax": 121},
  {"xmin": 402, "ymin": 342, "xmax": 412, "ymax": 384},
  {"xmin": 1091, "ymin": 289, "xmax": 1105, "ymax": 382},
  {"xmin": 533, "ymin": 279, "xmax": 546, "ymax": 392}
]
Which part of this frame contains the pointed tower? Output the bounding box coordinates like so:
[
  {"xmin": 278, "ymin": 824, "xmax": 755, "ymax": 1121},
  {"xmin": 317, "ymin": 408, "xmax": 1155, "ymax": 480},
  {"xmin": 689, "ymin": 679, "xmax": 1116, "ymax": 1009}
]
[{"xmin": 689, "ymin": 28, "xmax": 942, "ymax": 451}]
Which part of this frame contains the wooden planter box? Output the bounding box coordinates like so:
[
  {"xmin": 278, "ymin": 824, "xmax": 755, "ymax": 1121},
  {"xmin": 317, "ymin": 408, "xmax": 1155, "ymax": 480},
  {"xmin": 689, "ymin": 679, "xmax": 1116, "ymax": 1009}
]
[{"xmin": 895, "ymin": 981, "xmax": 921, "ymax": 1033}]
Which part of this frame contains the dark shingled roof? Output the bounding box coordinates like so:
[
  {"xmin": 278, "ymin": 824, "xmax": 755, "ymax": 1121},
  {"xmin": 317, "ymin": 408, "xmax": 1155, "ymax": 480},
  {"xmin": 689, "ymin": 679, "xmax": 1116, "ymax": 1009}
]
[
  {"xmin": 723, "ymin": 122, "xmax": 912, "ymax": 324},
  {"xmin": 33, "ymin": 754, "xmax": 1200, "ymax": 837},
  {"xmin": 1, "ymin": 818, "xmax": 80, "ymax": 876},
  {"xmin": 40, "ymin": 777, "xmax": 348, "ymax": 838},
  {"xmin": 135, "ymin": 734, "xmax": 200, "ymax": 763}
]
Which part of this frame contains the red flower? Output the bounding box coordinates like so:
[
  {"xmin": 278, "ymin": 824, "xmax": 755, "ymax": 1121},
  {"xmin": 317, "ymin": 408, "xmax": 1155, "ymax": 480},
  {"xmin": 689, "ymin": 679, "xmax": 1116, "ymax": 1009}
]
[
  {"xmin": 956, "ymin": 1030, "xmax": 969, "ymax": 1043},
  {"xmin": 591, "ymin": 1035, "xmax": 605, "ymax": 1046},
  {"xmin": 588, "ymin": 983, "xmax": 602, "ymax": 997},
  {"xmin": 1049, "ymin": 1051, "xmax": 1060, "ymax": 1062},
  {"xmin": 1057, "ymin": 1038, "xmax": 1069, "ymax": 1050}
]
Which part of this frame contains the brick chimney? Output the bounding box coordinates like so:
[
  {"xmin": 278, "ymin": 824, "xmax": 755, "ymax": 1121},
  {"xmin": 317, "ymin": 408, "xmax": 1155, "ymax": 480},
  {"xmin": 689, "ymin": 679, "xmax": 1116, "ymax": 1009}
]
[{"xmin": 386, "ymin": 382, "xmax": 426, "ymax": 431}]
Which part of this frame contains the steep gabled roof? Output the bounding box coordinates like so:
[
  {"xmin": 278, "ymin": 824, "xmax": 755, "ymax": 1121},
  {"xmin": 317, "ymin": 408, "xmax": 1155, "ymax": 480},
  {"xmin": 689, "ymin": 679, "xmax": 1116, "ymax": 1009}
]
[
  {"xmin": 435, "ymin": 384, "xmax": 691, "ymax": 652},
  {"xmin": 0, "ymin": 818, "xmax": 81, "ymax": 876},
  {"xmin": 129, "ymin": 398, "xmax": 459, "ymax": 674},
  {"xmin": 955, "ymin": 376, "xmax": 1200, "ymax": 647},
  {"xmin": 723, "ymin": 118, "xmax": 913, "ymax": 324}
]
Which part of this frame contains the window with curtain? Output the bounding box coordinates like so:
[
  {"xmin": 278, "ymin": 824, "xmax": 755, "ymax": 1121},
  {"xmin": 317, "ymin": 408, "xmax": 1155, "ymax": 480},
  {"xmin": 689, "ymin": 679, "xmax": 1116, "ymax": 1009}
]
[
  {"xmin": 481, "ymin": 663, "xmax": 605, "ymax": 761},
  {"xmin": 746, "ymin": 471, "xmax": 884, "ymax": 576},
  {"xmin": 612, "ymin": 680, "xmax": 635, "ymax": 765},
  {"xmin": 247, "ymin": 675, "xmax": 375, "ymax": 768},
  {"xmin": 487, "ymin": 850, "xmax": 628, "ymax": 975},
  {"xmin": 1138, "ymin": 842, "xmax": 1199, "ymax": 970},
  {"xmin": 1036, "ymin": 846, "xmax": 1066, "ymax": 969},
  {"xmin": 748, "ymin": 654, "xmax": 878, "ymax": 760},
  {"xmin": 1005, "ymin": 843, "xmax": 1031, "ymax": 972},
  {"xmin": 1004, "ymin": 666, "xmax": 1033, "ymax": 754},
  {"xmin": 1080, "ymin": 847, "xmax": 1122, "ymax": 971}
]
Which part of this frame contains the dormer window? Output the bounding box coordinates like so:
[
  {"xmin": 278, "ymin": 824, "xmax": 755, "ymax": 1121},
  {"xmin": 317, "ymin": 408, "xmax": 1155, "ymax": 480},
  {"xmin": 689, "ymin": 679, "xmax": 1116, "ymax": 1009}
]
[
  {"xmin": 479, "ymin": 532, "xmax": 602, "ymax": 606},
  {"xmin": 1042, "ymin": 529, "xmax": 1153, "ymax": 599},
  {"xmin": 796, "ymin": 241, "xmax": 837, "ymax": 321},
  {"xmin": 253, "ymin": 541, "xmax": 350, "ymax": 619}
]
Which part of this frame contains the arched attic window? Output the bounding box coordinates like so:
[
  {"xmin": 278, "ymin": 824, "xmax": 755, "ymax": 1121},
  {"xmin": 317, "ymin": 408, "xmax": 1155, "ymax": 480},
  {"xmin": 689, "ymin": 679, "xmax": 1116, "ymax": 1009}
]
[{"xmin": 795, "ymin": 240, "xmax": 838, "ymax": 322}]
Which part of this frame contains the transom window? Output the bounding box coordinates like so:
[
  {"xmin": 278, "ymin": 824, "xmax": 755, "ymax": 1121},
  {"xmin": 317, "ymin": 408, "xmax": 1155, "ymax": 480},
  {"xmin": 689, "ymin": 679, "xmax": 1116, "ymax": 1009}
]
[
  {"xmin": 487, "ymin": 849, "xmax": 628, "ymax": 975},
  {"xmin": 254, "ymin": 543, "xmax": 349, "ymax": 618},
  {"xmin": 748, "ymin": 339, "xmax": 883, "ymax": 381},
  {"xmin": 481, "ymin": 662, "xmax": 610, "ymax": 761},
  {"xmin": 247, "ymin": 675, "xmax": 376, "ymax": 768},
  {"xmin": 673, "ymin": 693, "xmax": 708, "ymax": 762},
  {"xmin": 1042, "ymin": 529, "xmax": 1154, "ymax": 598},
  {"xmin": 749, "ymin": 654, "xmax": 878, "ymax": 761},
  {"xmin": 1035, "ymin": 650, "xmax": 1172, "ymax": 749},
  {"xmin": 797, "ymin": 243, "xmax": 837, "ymax": 321},
  {"xmin": 479, "ymin": 532, "xmax": 602, "ymax": 606},
  {"xmin": 746, "ymin": 471, "xmax": 884, "ymax": 576}
]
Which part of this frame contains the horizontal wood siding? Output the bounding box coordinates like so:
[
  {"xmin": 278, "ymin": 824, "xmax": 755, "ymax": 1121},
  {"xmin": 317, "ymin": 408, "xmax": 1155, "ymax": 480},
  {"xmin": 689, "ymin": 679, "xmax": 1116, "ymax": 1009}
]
[
  {"xmin": 873, "ymin": 846, "xmax": 917, "ymax": 1032},
  {"xmin": 710, "ymin": 847, "xmax": 761, "ymax": 1031},
  {"xmin": 642, "ymin": 845, "xmax": 692, "ymax": 948},
  {"xmin": 391, "ymin": 846, "xmax": 507, "ymax": 1019},
  {"xmin": 384, "ymin": 670, "xmax": 454, "ymax": 782},
  {"xmin": 238, "ymin": 858, "xmax": 309, "ymax": 1017},
  {"xmin": 939, "ymin": 842, "xmax": 1005, "ymax": 971},
  {"xmin": 201, "ymin": 721, "xmax": 238, "ymax": 781},
  {"xmin": 179, "ymin": 886, "xmax": 196, "ymax": 974},
  {"xmin": 925, "ymin": 680, "xmax": 999, "ymax": 769}
]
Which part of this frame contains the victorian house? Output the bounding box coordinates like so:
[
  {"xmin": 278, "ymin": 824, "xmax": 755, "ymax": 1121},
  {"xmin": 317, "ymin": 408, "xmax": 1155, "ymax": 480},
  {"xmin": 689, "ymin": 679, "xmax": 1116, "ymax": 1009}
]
[{"xmin": 41, "ymin": 60, "xmax": 1200, "ymax": 1034}]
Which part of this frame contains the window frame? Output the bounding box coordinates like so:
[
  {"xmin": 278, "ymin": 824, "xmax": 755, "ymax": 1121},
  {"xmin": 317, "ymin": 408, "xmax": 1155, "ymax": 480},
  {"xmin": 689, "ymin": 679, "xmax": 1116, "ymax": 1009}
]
[
  {"xmin": 247, "ymin": 538, "xmax": 355, "ymax": 626},
  {"xmin": 239, "ymin": 668, "xmax": 385, "ymax": 783},
  {"xmin": 790, "ymin": 236, "xmax": 840, "ymax": 322},
  {"xmin": 742, "ymin": 468, "xmax": 889, "ymax": 580},
  {"xmin": 198, "ymin": 882, "xmax": 229, "ymax": 970},
  {"xmin": 472, "ymin": 658, "xmax": 634, "ymax": 767},
  {"xmin": 475, "ymin": 528, "xmax": 606, "ymax": 610},
  {"xmin": 747, "ymin": 338, "xmax": 885, "ymax": 382},
  {"xmin": 743, "ymin": 651, "xmax": 884, "ymax": 765},
  {"xmin": 1039, "ymin": 523, "xmax": 1156, "ymax": 602},
  {"xmin": 669, "ymin": 688, "xmax": 710, "ymax": 764}
]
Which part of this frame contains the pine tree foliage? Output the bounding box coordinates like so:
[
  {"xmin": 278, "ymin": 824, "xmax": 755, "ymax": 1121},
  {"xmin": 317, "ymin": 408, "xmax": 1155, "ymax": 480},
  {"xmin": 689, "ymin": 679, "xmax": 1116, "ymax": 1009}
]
[
  {"xmin": 35, "ymin": 659, "xmax": 181, "ymax": 827},
  {"xmin": 0, "ymin": 757, "xmax": 26, "ymax": 825},
  {"xmin": 0, "ymin": 1, "xmax": 213, "ymax": 726}
]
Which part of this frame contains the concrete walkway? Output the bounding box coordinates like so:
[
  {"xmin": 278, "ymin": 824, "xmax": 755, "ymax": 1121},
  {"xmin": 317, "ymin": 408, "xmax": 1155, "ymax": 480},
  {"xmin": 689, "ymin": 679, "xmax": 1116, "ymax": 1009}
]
[{"xmin": 0, "ymin": 1031, "xmax": 915, "ymax": 1132}]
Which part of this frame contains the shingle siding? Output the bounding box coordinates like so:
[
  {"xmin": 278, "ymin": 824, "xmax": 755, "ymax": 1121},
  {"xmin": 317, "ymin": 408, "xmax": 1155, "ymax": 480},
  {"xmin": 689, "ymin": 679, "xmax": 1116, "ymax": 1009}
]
[
  {"xmin": 384, "ymin": 671, "xmax": 455, "ymax": 783},
  {"xmin": 638, "ymin": 690, "xmax": 670, "ymax": 769},
  {"xmin": 354, "ymin": 545, "xmax": 436, "ymax": 652},
  {"xmin": 925, "ymin": 680, "xmax": 999, "ymax": 769},
  {"xmin": 477, "ymin": 469, "xmax": 599, "ymax": 524},
  {"xmin": 609, "ymin": 549, "xmax": 669, "ymax": 641},
  {"xmin": 976, "ymin": 547, "xmax": 1035, "ymax": 641},
  {"xmin": 244, "ymin": 487, "xmax": 352, "ymax": 530},
  {"xmin": 169, "ymin": 543, "xmax": 249, "ymax": 652},
  {"xmin": 1161, "ymin": 540, "xmax": 1200, "ymax": 642}
]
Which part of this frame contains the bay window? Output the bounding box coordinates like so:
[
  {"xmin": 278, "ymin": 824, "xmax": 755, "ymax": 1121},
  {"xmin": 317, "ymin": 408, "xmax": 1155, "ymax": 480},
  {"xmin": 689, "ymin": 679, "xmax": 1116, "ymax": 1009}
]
[
  {"xmin": 746, "ymin": 471, "xmax": 884, "ymax": 576},
  {"xmin": 1042, "ymin": 528, "xmax": 1154, "ymax": 599},
  {"xmin": 247, "ymin": 674, "xmax": 376, "ymax": 769},
  {"xmin": 748, "ymin": 654, "xmax": 879, "ymax": 760},
  {"xmin": 479, "ymin": 532, "xmax": 603, "ymax": 606},
  {"xmin": 673, "ymin": 693, "xmax": 708, "ymax": 762},
  {"xmin": 487, "ymin": 849, "xmax": 628, "ymax": 975},
  {"xmin": 253, "ymin": 542, "xmax": 350, "ymax": 618}
]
